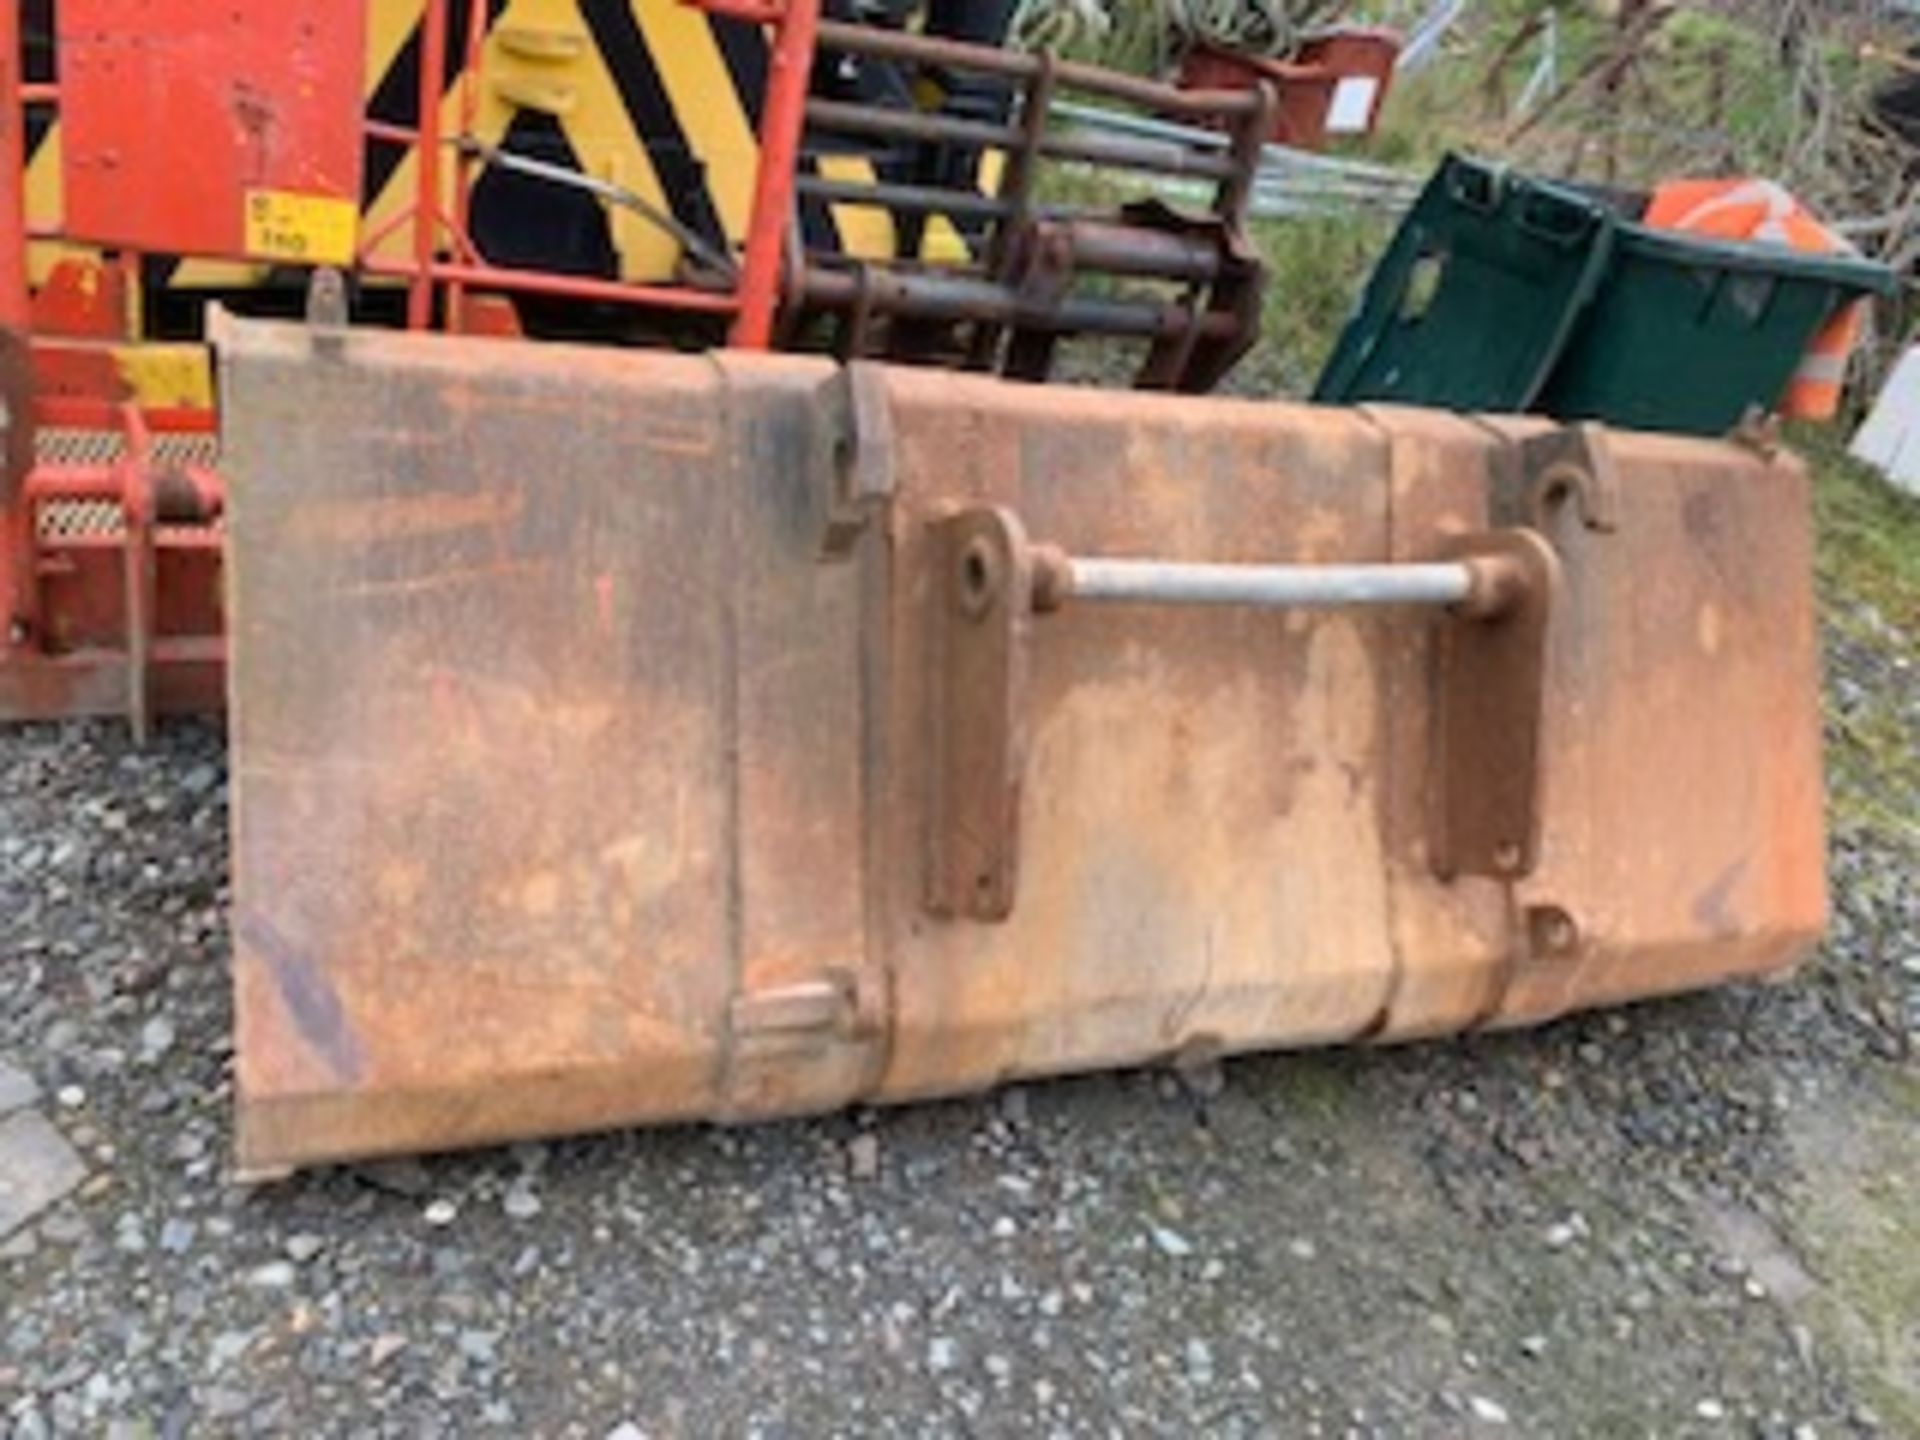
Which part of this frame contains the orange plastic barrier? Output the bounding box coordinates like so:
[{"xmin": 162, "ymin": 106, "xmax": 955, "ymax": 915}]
[{"xmin": 1646, "ymin": 179, "xmax": 1863, "ymax": 420}]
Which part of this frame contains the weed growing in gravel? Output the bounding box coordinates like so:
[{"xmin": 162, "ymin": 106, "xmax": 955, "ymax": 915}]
[{"xmin": 1801, "ymin": 426, "xmax": 1920, "ymax": 849}]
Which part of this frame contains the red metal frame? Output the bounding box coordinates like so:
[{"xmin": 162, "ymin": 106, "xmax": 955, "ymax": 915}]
[
  {"xmin": 60, "ymin": 5, "xmax": 367, "ymax": 261},
  {"xmin": 0, "ymin": 6, "xmax": 226, "ymax": 731},
  {"xmin": 2, "ymin": 0, "xmax": 40, "ymax": 661},
  {"xmin": 375, "ymin": 0, "xmax": 814, "ymax": 344},
  {"xmin": 0, "ymin": 7, "xmax": 24, "ymax": 336},
  {"xmin": 0, "ymin": 0, "xmax": 819, "ymax": 730},
  {"xmin": 732, "ymin": 0, "xmax": 820, "ymax": 347}
]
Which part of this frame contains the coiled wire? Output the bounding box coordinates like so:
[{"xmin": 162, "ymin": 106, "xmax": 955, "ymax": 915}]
[{"xmin": 1009, "ymin": 0, "xmax": 1357, "ymax": 67}]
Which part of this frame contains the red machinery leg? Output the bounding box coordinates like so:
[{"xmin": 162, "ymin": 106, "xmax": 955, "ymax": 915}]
[
  {"xmin": 409, "ymin": 0, "xmax": 451, "ymax": 330},
  {"xmin": 0, "ymin": 0, "xmax": 37, "ymax": 652},
  {"xmin": 0, "ymin": 5, "xmax": 25, "ymax": 334},
  {"xmin": 729, "ymin": 0, "xmax": 819, "ymax": 349}
]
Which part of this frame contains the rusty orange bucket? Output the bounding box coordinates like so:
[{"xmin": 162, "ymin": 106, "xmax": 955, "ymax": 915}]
[{"xmin": 215, "ymin": 316, "xmax": 1826, "ymax": 1174}]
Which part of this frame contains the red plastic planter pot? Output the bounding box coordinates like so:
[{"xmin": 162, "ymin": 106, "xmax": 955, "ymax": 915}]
[{"xmin": 1177, "ymin": 27, "xmax": 1401, "ymax": 150}]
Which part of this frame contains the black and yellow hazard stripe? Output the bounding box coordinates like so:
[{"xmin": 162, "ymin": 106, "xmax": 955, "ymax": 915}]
[{"xmin": 23, "ymin": 0, "xmax": 985, "ymax": 298}]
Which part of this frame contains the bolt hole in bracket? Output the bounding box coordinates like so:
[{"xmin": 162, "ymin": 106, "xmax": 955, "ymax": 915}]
[
  {"xmin": 1516, "ymin": 422, "xmax": 1621, "ymax": 535},
  {"xmin": 925, "ymin": 506, "xmax": 1563, "ymax": 922}
]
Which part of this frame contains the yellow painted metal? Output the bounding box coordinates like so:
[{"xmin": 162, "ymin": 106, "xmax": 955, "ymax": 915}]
[
  {"xmin": 111, "ymin": 343, "xmax": 215, "ymax": 411},
  {"xmin": 634, "ymin": 0, "xmax": 757, "ymax": 242},
  {"xmin": 27, "ymin": 0, "xmax": 992, "ymax": 289},
  {"xmin": 816, "ymin": 153, "xmax": 898, "ymax": 261},
  {"xmin": 242, "ymin": 190, "xmax": 360, "ymax": 268}
]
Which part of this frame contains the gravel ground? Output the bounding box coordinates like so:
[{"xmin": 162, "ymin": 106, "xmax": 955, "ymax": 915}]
[{"xmin": 1, "ymin": 498, "xmax": 1916, "ymax": 1438}]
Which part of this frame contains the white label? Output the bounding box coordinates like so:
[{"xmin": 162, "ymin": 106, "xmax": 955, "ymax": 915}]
[{"xmin": 1327, "ymin": 77, "xmax": 1381, "ymax": 134}]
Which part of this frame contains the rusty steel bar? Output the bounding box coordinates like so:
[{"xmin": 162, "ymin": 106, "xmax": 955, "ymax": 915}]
[
  {"xmin": 1049, "ymin": 220, "xmax": 1224, "ymax": 282},
  {"xmin": 795, "ymin": 174, "xmax": 1014, "ymax": 220},
  {"xmin": 797, "ymin": 265, "xmax": 1242, "ymax": 339},
  {"xmin": 804, "ymin": 97, "xmax": 1018, "ymax": 151},
  {"xmin": 1218, "ymin": 82, "xmax": 1277, "ymax": 221},
  {"xmin": 1005, "ymin": 54, "xmax": 1055, "ymax": 243},
  {"xmin": 802, "ymin": 97, "xmax": 1238, "ymax": 183},
  {"xmin": 732, "ymin": 0, "xmax": 820, "ymax": 348},
  {"xmin": 962, "ymin": 51, "xmax": 1057, "ymax": 370},
  {"xmin": 813, "ymin": 20, "xmax": 1265, "ymax": 118},
  {"xmin": 1042, "ymin": 128, "xmax": 1239, "ymax": 180},
  {"xmin": 805, "ymin": 251, "xmax": 993, "ymax": 279}
]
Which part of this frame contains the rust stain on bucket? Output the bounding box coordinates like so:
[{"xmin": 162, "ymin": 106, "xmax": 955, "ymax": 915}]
[{"xmin": 218, "ymin": 321, "xmax": 1826, "ymax": 1173}]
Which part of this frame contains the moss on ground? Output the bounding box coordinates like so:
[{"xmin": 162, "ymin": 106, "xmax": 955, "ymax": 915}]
[
  {"xmin": 1796, "ymin": 427, "xmax": 1920, "ymax": 847},
  {"xmin": 1228, "ymin": 212, "xmax": 1398, "ymax": 401},
  {"xmin": 1808, "ymin": 428, "xmax": 1920, "ymax": 638},
  {"xmin": 1784, "ymin": 431, "xmax": 1920, "ymax": 1432},
  {"xmin": 1793, "ymin": 1072, "xmax": 1920, "ymax": 1436}
]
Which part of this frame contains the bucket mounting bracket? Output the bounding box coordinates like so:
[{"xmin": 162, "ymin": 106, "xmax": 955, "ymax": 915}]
[{"xmin": 924, "ymin": 505, "xmax": 1562, "ymax": 921}]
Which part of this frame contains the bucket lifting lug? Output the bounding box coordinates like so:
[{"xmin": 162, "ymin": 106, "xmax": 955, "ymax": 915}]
[
  {"xmin": 926, "ymin": 506, "xmax": 1562, "ymax": 921},
  {"xmin": 814, "ymin": 362, "xmax": 896, "ymax": 561},
  {"xmin": 1727, "ymin": 405, "xmax": 1783, "ymax": 460},
  {"xmin": 303, "ymin": 268, "xmax": 350, "ymax": 355},
  {"xmin": 1429, "ymin": 527, "xmax": 1560, "ymax": 881},
  {"xmin": 925, "ymin": 507, "xmax": 1037, "ymax": 920},
  {"xmin": 1519, "ymin": 422, "xmax": 1620, "ymax": 534}
]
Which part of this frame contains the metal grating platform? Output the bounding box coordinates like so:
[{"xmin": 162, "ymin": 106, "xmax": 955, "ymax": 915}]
[
  {"xmin": 32, "ymin": 429, "xmax": 222, "ymax": 541},
  {"xmin": 34, "ymin": 427, "xmax": 222, "ymax": 467}
]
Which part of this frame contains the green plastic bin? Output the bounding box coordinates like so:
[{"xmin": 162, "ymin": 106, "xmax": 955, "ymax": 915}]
[
  {"xmin": 1313, "ymin": 157, "xmax": 1616, "ymax": 414},
  {"xmin": 1313, "ymin": 155, "xmax": 1897, "ymax": 435}
]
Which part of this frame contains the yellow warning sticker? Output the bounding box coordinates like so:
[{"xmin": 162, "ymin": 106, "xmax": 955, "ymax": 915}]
[
  {"xmin": 242, "ymin": 189, "xmax": 358, "ymax": 267},
  {"xmin": 113, "ymin": 344, "xmax": 216, "ymax": 412}
]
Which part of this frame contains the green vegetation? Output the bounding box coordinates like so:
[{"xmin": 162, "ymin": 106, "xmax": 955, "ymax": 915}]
[
  {"xmin": 1802, "ymin": 426, "xmax": 1920, "ymax": 847},
  {"xmin": 1796, "ymin": 1081, "xmax": 1920, "ymax": 1437},
  {"xmin": 1806, "ymin": 426, "xmax": 1920, "ymax": 638},
  {"xmin": 1232, "ymin": 212, "xmax": 1397, "ymax": 398}
]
